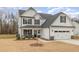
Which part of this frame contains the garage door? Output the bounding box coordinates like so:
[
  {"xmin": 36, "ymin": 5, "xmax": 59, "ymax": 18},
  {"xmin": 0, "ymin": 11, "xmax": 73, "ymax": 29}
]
[{"xmin": 54, "ymin": 31, "xmax": 71, "ymax": 40}]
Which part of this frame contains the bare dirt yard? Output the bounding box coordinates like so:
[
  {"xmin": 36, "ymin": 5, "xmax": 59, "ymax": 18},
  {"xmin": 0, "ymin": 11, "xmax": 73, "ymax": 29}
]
[{"xmin": 0, "ymin": 34, "xmax": 79, "ymax": 52}]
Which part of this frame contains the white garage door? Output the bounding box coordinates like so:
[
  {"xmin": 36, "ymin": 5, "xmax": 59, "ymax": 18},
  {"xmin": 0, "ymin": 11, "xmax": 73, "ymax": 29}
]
[{"xmin": 54, "ymin": 31, "xmax": 71, "ymax": 40}]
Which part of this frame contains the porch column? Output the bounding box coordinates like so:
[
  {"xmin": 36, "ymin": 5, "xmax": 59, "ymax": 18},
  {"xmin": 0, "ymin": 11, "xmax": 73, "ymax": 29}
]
[
  {"xmin": 32, "ymin": 29, "xmax": 34, "ymax": 36},
  {"xmin": 21, "ymin": 29, "xmax": 24, "ymax": 37}
]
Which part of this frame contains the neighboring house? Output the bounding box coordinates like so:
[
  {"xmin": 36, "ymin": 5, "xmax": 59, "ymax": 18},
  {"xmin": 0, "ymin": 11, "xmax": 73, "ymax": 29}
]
[
  {"xmin": 72, "ymin": 20, "xmax": 79, "ymax": 35},
  {"xmin": 18, "ymin": 7, "xmax": 75, "ymax": 40}
]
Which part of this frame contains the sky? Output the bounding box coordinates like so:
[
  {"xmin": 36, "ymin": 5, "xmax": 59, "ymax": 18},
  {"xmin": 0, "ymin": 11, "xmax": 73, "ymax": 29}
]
[
  {"xmin": 34, "ymin": 7, "xmax": 79, "ymax": 18},
  {"xmin": 13, "ymin": 7, "xmax": 79, "ymax": 14},
  {"xmin": 0, "ymin": 7, "xmax": 79, "ymax": 18},
  {"xmin": 34, "ymin": 7, "xmax": 79, "ymax": 14}
]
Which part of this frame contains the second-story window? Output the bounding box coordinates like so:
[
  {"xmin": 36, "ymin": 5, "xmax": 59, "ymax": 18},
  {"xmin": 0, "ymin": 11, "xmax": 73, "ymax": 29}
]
[
  {"xmin": 34, "ymin": 20, "xmax": 40, "ymax": 25},
  {"xmin": 28, "ymin": 19, "xmax": 32, "ymax": 24},
  {"xmin": 23, "ymin": 18, "xmax": 32, "ymax": 24},
  {"xmin": 60, "ymin": 16, "xmax": 66, "ymax": 23},
  {"xmin": 23, "ymin": 18, "xmax": 28, "ymax": 24}
]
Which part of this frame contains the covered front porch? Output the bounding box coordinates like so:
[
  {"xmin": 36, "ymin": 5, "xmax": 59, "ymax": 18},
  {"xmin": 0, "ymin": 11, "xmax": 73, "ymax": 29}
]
[{"xmin": 21, "ymin": 28, "xmax": 41, "ymax": 38}]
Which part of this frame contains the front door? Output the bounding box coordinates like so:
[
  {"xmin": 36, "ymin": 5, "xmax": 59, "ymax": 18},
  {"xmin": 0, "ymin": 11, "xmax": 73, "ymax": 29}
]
[{"xmin": 34, "ymin": 30, "xmax": 38, "ymax": 37}]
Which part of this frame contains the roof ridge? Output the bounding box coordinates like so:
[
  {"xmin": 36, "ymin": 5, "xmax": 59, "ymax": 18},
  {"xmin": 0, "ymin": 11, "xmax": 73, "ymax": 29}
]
[{"xmin": 38, "ymin": 13, "xmax": 53, "ymax": 16}]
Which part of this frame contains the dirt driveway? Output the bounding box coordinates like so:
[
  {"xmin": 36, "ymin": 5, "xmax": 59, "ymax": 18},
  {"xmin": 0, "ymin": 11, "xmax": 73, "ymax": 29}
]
[{"xmin": 0, "ymin": 38, "xmax": 79, "ymax": 52}]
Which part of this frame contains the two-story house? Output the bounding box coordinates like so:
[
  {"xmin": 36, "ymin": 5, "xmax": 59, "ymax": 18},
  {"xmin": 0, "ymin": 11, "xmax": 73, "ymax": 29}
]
[{"xmin": 18, "ymin": 7, "xmax": 75, "ymax": 40}]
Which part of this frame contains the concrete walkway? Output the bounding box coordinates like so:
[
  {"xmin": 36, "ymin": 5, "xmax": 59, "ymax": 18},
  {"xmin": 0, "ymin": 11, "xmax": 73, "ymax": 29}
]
[
  {"xmin": 56, "ymin": 39, "xmax": 79, "ymax": 45},
  {"xmin": 38, "ymin": 38, "xmax": 54, "ymax": 42},
  {"xmin": 38, "ymin": 38, "xmax": 79, "ymax": 46}
]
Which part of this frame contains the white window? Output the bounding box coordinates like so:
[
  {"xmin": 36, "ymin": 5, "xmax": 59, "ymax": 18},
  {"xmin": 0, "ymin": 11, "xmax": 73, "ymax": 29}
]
[
  {"xmin": 28, "ymin": 19, "xmax": 32, "ymax": 24},
  {"xmin": 23, "ymin": 18, "xmax": 28, "ymax": 24},
  {"xmin": 60, "ymin": 16, "xmax": 66, "ymax": 23},
  {"xmin": 34, "ymin": 20, "xmax": 40, "ymax": 24},
  {"xmin": 23, "ymin": 18, "xmax": 32, "ymax": 24},
  {"xmin": 23, "ymin": 29, "xmax": 32, "ymax": 36}
]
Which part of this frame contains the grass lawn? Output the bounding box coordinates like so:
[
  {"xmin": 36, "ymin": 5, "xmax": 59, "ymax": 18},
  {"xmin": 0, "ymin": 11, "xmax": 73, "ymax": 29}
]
[
  {"xmin": 0, "ymin": 34, "xmax": 16, "ymax": 39},
  {"xmin": 0, "ymin": 34, "xmax": 79, "ymax": 52}
]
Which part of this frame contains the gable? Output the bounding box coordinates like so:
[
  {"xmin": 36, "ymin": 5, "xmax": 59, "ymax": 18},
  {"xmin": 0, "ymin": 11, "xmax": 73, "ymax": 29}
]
[
  {"xmin": 51, "ymin": 13, "xmax": 73, "ymax": 26},
  {"xmin": 18, "ymin": 8, "xmax": 74, "ymax": 28},
  {"xmin": 21, "ymin": 8, "xmax": 37, "ymax": 17},
  {"xmin": 34, "ymin": 13, "xmax": 47, "ymax": 25},
  {"xmin": 34, "ymin": 14, "xmax": 41, "ymax": 19}
]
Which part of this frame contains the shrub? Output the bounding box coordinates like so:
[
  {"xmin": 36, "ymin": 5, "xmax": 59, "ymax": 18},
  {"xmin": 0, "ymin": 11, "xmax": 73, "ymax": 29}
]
[
  {"xmin": 28, "ymin": 35, "xmax": 31, "ymax": 39},
  {"xmin": 32, "ymin": 35, "xmax": 34, "ymax": 38},
  {"xmin": 22, "ymin": 35, "xmax": 26, "ymax": 40},
  {"xmin": 26, "ymin": 35, "xmax": 32, "ymax": 40},
  {"xmin": 25, "ymin": 35, "xmax": 28, "ymax": 38},
  {"xmin": 31, "ymin": 35, "xmax": 35, "ymax": 40},
  {"xmin": 38, "ymin": 35, "xmax": 40, "ymax": 38},
  {"xmin": 16, "ymin": 34, "xmax": 20, "ymax": 40}
]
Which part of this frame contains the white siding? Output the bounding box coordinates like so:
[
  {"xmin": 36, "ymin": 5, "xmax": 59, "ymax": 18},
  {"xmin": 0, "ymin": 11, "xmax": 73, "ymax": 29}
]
[
  {"xmin": 18, "ymin": 8, "xmax": 76, "ymax": 40},
  {"xmin": 21, "ymin": 9, "xmax": 36, "ymax": 17},
  {"xmin": 50, "ymin": 13, "xmax": 74, "ymax": 39},
  {"xmin": 34, "ymin": 14, "xmax": 46, "ymax": 25},
  {"xmin": 50, "ymin": 27, "xmax": 74, "ymax": 35},
  {"xmin": 51, "ymin": 14, "xmax": 73, "ymax": 26},
  {"xmin": 21, "ymin": 9, "xmax": 37, "ymax": 26},
  {"xmin": 41, "ymin": 28, "xmax": 49, "ymax": 40},
  {"xmin": 35, "ymin": 14, "xmax": 40, "ymax": 19},
  {"xmin": 72, "ymin": 21, "xmax": 79, "ymax": 35},
  {"xmin": 50, "ymin": 27, "xmax": 74, "ymax": 39},
  {"xmin": 18, "ymin": 17, "xmax": 22, "ymax": 37},
  {"xmin": 18, "ymin": 28, "xmax": 22, "ymax": 37},
  {"xmin": 18, "ymin": 8, "xmax": 46, "ymax": 38},
  {"xmin": 18, "ymin": 17, "xmax": 22, "ymax": 28},
  {"xmin": 20, "ymin": 11, "xmax": 45, "ymax": 26}
]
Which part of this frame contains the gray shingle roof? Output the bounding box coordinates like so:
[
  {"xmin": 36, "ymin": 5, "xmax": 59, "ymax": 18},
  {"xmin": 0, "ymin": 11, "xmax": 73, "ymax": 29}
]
[
  {"xmin": 19, "ymin": 10, "xmax": 25, "ymax": 16},
  {"xmin": 41, "ymin": 12, "xmax": 63, "ymax": 28},
  {"xmin": 38, "ymin": 13, "xmax": 53, "ymax": 19},
  {"xmin": 18, "ymin": 8, "xmax": 68, "ymax": 28}
]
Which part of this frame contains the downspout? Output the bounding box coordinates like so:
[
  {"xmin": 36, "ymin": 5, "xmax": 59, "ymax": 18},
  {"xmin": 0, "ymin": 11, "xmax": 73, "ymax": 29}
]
[
  {"xmin": 21, "ymin": 17, "xmax": 22, "ymax": 38},
  {"xmin": 49, "ymin": 26, "xmax": 50, "ymax": 40}
]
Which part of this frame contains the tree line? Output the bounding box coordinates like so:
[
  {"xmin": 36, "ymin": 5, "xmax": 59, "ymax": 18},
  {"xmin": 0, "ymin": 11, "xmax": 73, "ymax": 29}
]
[{"xmin": 0, "ymin": 12, "xmax": 17, "ymax": 34}]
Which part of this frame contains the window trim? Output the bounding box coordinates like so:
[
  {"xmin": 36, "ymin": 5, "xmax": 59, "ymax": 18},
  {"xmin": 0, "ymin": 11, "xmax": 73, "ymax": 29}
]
[
  {"xmin": 23, "ymin": 29, "xmax": 32, "ymax": 36},
  {"xmin": 34, "ymin": 19, "xmax": 40, "ymax": 25},
  {"xmin": 23, "ymin": 18, "xmax": 28, "ymax": 24},
  {"xmin": 23, "ymin": 18, "xmax": 32, "ymax": 25},
  {"xmin": 60, "ymin": 16, "xmax": 66, "ymax": 23},
  {"xmin": 28, "ymin": 19, "xmax": 32, "ymax": 24}
]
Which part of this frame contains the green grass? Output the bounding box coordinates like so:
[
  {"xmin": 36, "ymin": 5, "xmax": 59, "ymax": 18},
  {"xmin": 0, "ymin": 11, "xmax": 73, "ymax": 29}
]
[{"xmin": 0, "ymin": 34, "xmax": 16, "ymax": 39}]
